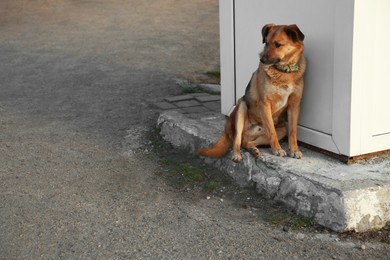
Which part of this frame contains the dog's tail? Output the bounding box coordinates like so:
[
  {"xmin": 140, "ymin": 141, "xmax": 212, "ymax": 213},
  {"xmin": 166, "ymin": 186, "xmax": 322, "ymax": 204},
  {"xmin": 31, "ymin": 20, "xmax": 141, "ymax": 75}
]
[
  {"xmin": 197, "ymin": 132, "xmax": 231, "ymax": 158},
  {"xmin": 197, "ymin": 115, "xmax": 235, "ymax": 158}
]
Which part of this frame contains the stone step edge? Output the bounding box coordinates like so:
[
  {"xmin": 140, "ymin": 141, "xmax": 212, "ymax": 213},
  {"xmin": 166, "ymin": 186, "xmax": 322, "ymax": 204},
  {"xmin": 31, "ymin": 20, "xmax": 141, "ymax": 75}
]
[{"xmin": 157, "ymin": 110, "xmax": 390, "ymax": 232}]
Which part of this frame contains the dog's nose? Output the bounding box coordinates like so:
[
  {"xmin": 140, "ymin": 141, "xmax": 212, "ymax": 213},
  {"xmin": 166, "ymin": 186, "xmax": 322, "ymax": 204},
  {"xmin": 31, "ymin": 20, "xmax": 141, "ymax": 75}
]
[{"xmin": 260, "ymin": 52, "xmax": 269, "ymax": 64}]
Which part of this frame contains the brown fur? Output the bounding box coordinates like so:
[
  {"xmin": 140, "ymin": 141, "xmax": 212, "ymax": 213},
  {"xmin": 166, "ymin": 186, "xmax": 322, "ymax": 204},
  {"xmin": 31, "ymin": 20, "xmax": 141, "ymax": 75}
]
[{"xmin": 198, "ymin": 24, "xmax": 306, "ymax": 162}]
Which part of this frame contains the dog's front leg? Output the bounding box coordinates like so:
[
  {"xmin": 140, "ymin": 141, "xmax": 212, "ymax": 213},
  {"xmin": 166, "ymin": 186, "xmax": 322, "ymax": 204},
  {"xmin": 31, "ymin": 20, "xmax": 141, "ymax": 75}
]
[
  {"xmin": 287, "ymin": 94, "xmax": 303, "ymax": 159},
  {"xmin": 260, "ymin": 103, "xmax": 287, "ymax": 157},
  {"xmin": 231, "ymin": 101, "xmax": 247, "ymax": 163}
]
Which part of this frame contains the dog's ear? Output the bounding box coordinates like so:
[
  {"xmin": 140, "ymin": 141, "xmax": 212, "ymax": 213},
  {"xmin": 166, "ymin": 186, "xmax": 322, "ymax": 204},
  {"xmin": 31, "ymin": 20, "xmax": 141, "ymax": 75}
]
[
  {"xmin": 262, "ymin": 24, "xmax": 274, "ymax": 44},
  {"xmin": 285, "ymin": 24, "xmax": 305, "ymax": 42}
]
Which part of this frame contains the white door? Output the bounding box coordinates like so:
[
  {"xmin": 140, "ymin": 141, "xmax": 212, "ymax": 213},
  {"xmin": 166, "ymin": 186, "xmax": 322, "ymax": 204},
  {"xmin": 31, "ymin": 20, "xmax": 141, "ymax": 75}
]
[{"xmin": 350, "ymin": 0, "xmax": 390, "ymax": 155}]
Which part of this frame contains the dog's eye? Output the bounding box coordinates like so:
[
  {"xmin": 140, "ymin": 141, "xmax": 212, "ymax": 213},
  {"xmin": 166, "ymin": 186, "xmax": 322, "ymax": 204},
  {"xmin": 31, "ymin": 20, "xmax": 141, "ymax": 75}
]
[{"xmin": 274, "ymin": 42, "xmax": 282, "ymax": 48}]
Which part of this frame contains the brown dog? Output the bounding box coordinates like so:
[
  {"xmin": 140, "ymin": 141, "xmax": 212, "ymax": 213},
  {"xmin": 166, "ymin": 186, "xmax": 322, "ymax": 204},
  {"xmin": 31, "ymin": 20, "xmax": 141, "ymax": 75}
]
[{"xmin": 198, "ymin": 24, "xmax": 306, "ymax": 162}]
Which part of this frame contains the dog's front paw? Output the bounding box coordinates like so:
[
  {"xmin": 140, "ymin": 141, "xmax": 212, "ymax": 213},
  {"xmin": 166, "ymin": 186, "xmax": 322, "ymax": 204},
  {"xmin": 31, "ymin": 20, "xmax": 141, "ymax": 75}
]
[
  {"xmin": 290, "ymin": 150, "xmax": 303, "ymax": 159},
  {"xmin": 272, "ymin": 148, "xmax": 287, "ymax": 157},
  {"xmin": 249, "ymin": 147, "xmax": 262, "ymax": 158},
  {"xmin": 231, "ymin": 152, "xmax": 242, "ymax": 163}
]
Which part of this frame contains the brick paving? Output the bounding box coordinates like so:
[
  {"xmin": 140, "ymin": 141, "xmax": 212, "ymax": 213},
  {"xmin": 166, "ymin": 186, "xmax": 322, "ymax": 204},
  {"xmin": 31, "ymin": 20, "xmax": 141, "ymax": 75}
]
[{"xmin": 156, "ymin": 92, "xmax": 221, "ymax": 114}]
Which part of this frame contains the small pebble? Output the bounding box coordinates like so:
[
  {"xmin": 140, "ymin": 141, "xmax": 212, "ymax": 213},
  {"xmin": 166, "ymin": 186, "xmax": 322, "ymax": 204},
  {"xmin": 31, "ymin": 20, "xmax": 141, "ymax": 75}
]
[
  {"xmin": 206, "ymin": 196, "xmax": 211, "ymax": 200},
  {"xmin": 220, "ymin": 198, "xmax": 224, "ymax": 202},
  {"xmin": 283, "ymin": 225, "xmax": 290, "ymax": 232},
  {"xmin": 361, "ymin": 244, "xmax": 366, "ymax": 250}
]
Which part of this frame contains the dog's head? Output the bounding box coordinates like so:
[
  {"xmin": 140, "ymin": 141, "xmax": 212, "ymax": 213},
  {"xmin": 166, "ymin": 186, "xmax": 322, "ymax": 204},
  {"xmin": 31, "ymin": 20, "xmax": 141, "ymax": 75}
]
[{"xmin": 260, "ymin": 24, "xmax": 304, "ymax": 66}]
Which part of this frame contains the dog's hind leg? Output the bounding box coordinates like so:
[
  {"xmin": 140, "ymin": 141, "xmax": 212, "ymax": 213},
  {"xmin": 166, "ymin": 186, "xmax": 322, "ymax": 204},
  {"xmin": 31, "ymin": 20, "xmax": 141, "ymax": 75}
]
[
  {"xmin": 244, "ymin": 142, "xmax": 262, "ymax": 158},
  {"xmin": 242, "ymin": 125, "xmax": 264, "ymax": 158},
  {"xmin": 231, "ymin": 100, "xmax": 247, "ymax": 163},
  {"xmin": 245, "ymin": 125, "xmax": 287, "ymax": 157}
]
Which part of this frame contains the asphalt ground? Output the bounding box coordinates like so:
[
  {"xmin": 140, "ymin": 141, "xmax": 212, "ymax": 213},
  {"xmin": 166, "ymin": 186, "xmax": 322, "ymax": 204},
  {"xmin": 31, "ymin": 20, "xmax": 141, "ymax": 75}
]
[{"xmin": 1, "ymin": 0, "xmax": 389, "ymax": 258}]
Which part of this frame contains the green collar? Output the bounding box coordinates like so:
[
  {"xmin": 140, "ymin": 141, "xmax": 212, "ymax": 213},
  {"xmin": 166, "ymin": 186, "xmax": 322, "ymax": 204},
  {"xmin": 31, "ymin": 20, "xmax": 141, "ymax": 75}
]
[{"xmin": 274, "ymin": 61, "xmax": 300, "ymax": 73}]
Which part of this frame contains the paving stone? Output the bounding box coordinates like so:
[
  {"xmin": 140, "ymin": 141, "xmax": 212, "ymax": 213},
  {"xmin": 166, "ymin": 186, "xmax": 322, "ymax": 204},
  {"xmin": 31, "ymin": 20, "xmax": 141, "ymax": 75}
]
[
  {"xmin": 190, "ymin": 93, "xmax": 210, "ymax": 97},
  {"xmin": 195, "ymin": 95, "xmax": 221, "ymax": 103},
  {"xmin": 165, "ymin": 94, "xmax": 195, "ymax": 103},
  {"xmin": 181, "ymin": 106, "xmax": 209, "ymax": 114},
  {"xmin": 203, "ymin": 101, "xmax": 221, "ymax": 112},
  {"xmin": 155, "ymin": 101, "xmax": 177, "ymax": 110},
  {"xmin": 174, "ymin": 99, "xmax": 201, "ymax": 108}
]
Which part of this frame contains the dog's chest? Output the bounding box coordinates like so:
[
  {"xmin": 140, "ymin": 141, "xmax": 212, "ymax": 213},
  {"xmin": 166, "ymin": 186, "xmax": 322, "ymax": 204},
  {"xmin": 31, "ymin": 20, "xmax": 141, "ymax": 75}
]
[{"xmin": 272, "ymin": 84, "xmax": 294, "ymax": 113}]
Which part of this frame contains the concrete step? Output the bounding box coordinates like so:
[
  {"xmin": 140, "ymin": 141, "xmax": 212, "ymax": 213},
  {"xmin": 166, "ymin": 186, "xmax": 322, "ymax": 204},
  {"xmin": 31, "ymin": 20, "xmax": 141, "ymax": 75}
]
[{"xmin": 157, "ymin": 110, "xmax": 390, "ymax": 232}]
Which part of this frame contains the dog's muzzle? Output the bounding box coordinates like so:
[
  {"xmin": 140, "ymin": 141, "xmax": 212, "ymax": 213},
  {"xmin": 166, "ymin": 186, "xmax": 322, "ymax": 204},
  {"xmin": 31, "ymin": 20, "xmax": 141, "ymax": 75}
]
[
  {"xmin": 260, "ymin": 57, "xmax": 268, "ymax": 64},
  {"xmin": 260, "ymin": 52, "xmax": 279, "ymax": 65},
  {"xmin": 260, "ymin": 57, "xmax": 276, "ymax": 65}
]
